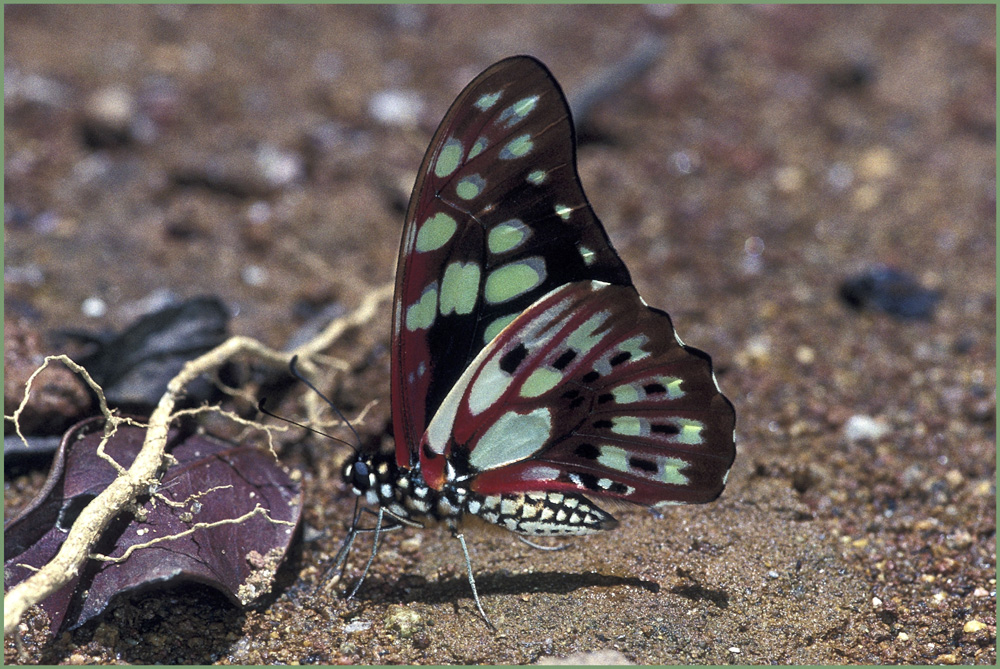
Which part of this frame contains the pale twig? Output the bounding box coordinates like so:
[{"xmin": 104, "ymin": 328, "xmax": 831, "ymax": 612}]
[
  {"xmin": 89, "ymin": 504, "xmax": 294, "ymax": 564},
  {"xmin": 3, "ymin": 284, "xmax": 392, "ymax": 636},
  {"xmin": 151, "ymin": 483, "xmax": 234, "ymax": 509}
]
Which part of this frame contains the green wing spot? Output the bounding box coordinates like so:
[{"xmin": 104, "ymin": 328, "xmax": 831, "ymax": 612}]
[
  {"xmin": 618, "ymin": 335, "xmax": 651, "ymax": 362},
  {"xmin": 515, "ymin": 96, "xmax": 537, "ymax": 113},
  {"xmin": 471, "ymin": 408, "xmax": 552, "ymax": 470},
  {"xmin": 611, "ymin": 416, "xmax": 643, "ymax": 436},
  {"xmin": 567, "ymin": 311, "xmax": 611, "ymax": 353},
  {"xmin": 439, "ymin": 262, "xmax": 481, "ymax": 316},
  {"xmin": 488, "ymin": 219, "xmax": 528, "ymax": 254},
  {"xmin": 527, "ymin": 169, "xmax": 547, "ymax": 186},
  {"xmin": 498, "ymin": 95, "xmax": 539, "ymax": 128},
  {"xmin": 500, "ymin": 134, "xmax": 533, "ymax": 160},
  {"xmin": 405, "ymin": 284, "xmax": 438, "ymax": 331},
  {"xmin": 612, "ymin": 384, "xmax": 640, "ymax": 404},
  {"xmin": 484, "ymin": 258, "xmax": 546, "ymax": 304},
  {"xmin": 597, "ymin": 445, "xmax": 630, "ymax": 473},
  {"xmin": 475, "ymin": 91, "xmax": 502, "ymax": 111},
  {"xmin": 520, "ymin": 367, "xmax": 562, "ymax": 398},
  {"xmin": 434, "ymin": 138, "xmax": 464, "ymax": 178},
  {"xmin": 578, "ymin": 244, "xmax": 596, "ymax": 265},
  {"xmin": 658, "ymin": 376, "xmax": 685, "ymax": 400},
  {"xmin": 468, "ymin": 347, "xmax": 515, "ymax": 416},
  {"xmin": 555, "ymin": 204, "xmax": 572, "ymax": 221},
  {"xmin": 676, "ymin": 420, "xmax": 705, "ymax": 445},
  {"xmin": 415, "ymin": 212, "xmax": 457, "ymax": 252},
  {"xmin": 456, "ymin": 174, "xmax": 486, "ymax": 200},
  {"xmin": 468, "ymin": 136, "xmax": 489, "ymax": 160},
  {"xmin": 483, "ymin": 313, "xmax": 518, "ymax": 344},
  {"xmin": 658, "ymin": 457, "xmax": 690, "ymax": 486}
]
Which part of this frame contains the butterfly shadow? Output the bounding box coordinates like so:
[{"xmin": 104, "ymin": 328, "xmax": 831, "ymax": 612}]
[
  {"xmin": 668, "ymin": 581, "xmax": 730, "ymax": 609},
  {"xmin": 355, "ymin": 569, "xmax": 659, "ymax": 608}
]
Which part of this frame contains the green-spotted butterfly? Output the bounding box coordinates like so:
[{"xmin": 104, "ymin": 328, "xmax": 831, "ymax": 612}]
[{"xmin": 334, "ymin": 55, "xmax": 736, "ymax": 628}]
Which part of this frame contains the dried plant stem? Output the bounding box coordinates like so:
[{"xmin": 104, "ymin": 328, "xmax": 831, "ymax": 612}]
[
  {"xmin": 90, "ymin": 504, "xmax": 294, "ymax": 565},
  {"xmin": 3, "ymin": 284, "xmax": 392, "ymax": 636}
]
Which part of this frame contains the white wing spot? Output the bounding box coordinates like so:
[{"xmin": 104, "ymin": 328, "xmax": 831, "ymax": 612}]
[{"xmin": 470, "ymin": 408, "xmax": 553, "ymax": 471}]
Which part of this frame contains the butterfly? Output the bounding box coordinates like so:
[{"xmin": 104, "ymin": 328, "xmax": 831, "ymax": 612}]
[{"xmin": 332, "ymin": 55, "xmax": 736, "ymax": 628}]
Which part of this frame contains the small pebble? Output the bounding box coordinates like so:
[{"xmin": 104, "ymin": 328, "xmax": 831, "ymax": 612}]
[
  {"xmin": 82, "ymin": 86, "xmax": 136, "ymax": 147},
  {"xmin": 247, "ymin": 201, "xmax": 272, "ymax": 224},
  {"xmin": 775, "ymin": 165, "xmax": 805, "ymax": 193},
  {"xmin": 858, "ymin": 146, "xmax": 896, "ymax": 180},
  {"xmin": 839, "ymin": 265, "xmax": 941, "ymax": 320},
  {"xmin": 826, "ymin": 162, "xmax": 854, "ymax": 191},
  {"xmin": 255, "ymin": 144, "xmax": 303, "ymax": 188},
  {"xmin": 384, "ymin": 605, "xmax": 423, "ymax": 638},
  {"xmin": 852, "ymin": 183, "xmax": 881, "ymax": 210},
  {"xmin": 343, "ymin": 620, "xmax": 371, "ymax": 634},
  {"xmin": 944, "ymin": 469, "xmax": 965, "ymax": 488},
  {"xmin": 400, "ymin": 535, "xmax": 422, "ymax": 555},
  {"xmin": 86, "ymin": 86, "xmax": 135, "ymax": 128},
  {"xmin": 795, "ymin": 345, "xmax": 815, "ymax": 365},
  {"xmin": 369, "ymin": 89, "xmax": 424, "ymax": 127},
  {"xmin": 81, "ymin": 296, "xmax": 108, "ymax": 318},
  {"xmin": 241, "ymin": 265, "xmax": 268, "ymax": 287},
  {"xmin": 946, "ymin": 529, "xmax": 974, "ymax": 550},
  {"xmin": 737, "ymin": 334, "xmax": 772, "ymax": 367},
  {"xmin": 536, "ymin": 650, "xmax": 632, "ymax": 665},
  {"xmin": 963, "ymin": 620, "xmax": 988, "ymax": 634},
  {"xmin": 669, "ymin": 150, "xmax": 696, "ymax": 175},
  {"xmin": 843, "ymin": 414, "xmax": 890, "ymax": 442}
]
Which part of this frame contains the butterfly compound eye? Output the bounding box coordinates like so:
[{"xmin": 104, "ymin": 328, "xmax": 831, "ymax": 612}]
[{"xmin": 352, "ymin": 460, "xmax": 370, "ymax": 491}]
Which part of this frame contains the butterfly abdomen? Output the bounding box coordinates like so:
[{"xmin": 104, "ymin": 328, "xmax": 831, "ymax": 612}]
[{"xmin": 471, "ymin": 491, "xmax": 618, "ymax": 536}]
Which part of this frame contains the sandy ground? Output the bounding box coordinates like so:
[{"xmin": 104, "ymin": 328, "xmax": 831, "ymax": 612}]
[{"xmin": 4, "ymin": 5, "xmax": 995, "ymax": 664}]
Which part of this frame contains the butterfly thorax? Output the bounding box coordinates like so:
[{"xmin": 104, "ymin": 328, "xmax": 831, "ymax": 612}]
[
  {"xmin": 342, "ymin": 449, "xmax": 617, "ymax": 536},
  {"xmin": 342, "ymin": 450, "xmax": 467, "ymax": 526}
]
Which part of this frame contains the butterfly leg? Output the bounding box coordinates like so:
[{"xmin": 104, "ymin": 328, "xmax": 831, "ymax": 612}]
[
  {"xmin": 347, "ymin": 506, "xmax": 392, "ymax": 600},
  {"xmin": 322, "ymin": 498, "xmax": 365, "ymax": 590},
  {"xmin": 516, "ymin": 535, "xmax": 570, "ymax": 552},
  {"xmin": 325, "ymin": 503, "xmax": 404, "ymax": 598},
  {"xmin": 451, "ymin": 527, "xmax": 496, "ymax": 631}
]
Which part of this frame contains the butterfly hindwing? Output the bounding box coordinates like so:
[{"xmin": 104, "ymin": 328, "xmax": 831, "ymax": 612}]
[
  {"xmin": 418, "ymin": 281, "xmax": 736, "ymax": 503},
  {"xmin": 391, "ymin": 57, "xmax": 631, "ymax": 469}
]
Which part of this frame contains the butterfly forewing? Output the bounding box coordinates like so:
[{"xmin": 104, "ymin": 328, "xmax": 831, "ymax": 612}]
[
  {"xmin": 419, "ymin": 281, "xmax": 736, "ymax": 502},
  {"xmin": 392, "ymin": 57, "xmax": 631, "ymax": 468}
]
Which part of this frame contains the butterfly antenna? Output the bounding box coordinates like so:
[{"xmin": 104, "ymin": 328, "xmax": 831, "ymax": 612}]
[
  {"xmin": 285, "ymin": 354, "xmax": 365, "ymax": 451},
  {"xmin": 257, "ymin": 397, "xmax": 358, "ymax": 451}
]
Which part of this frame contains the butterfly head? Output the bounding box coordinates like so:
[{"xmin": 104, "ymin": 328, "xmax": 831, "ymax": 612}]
[
  {"xmin": 342, "ymin": 448, "xmax": 404, "ymax": 508},
  {"xmin": 344, "ymin": 458, "xmax": 369, "ymax": 492}
]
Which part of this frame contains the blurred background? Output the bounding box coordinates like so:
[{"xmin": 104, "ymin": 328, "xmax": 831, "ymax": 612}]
[{"xmin": 6, "ymin": 5, "xmax": 993, "ymax": 343}]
